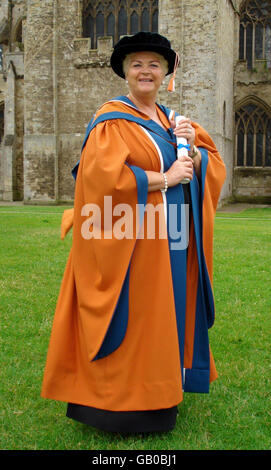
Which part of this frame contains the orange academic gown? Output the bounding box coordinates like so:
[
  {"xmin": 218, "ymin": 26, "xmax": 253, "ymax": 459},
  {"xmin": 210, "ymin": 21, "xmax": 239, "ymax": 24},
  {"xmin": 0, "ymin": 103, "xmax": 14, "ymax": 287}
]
[{"xmin": 41, "ymin": 96, "xmax": 226, "ymax": 412}]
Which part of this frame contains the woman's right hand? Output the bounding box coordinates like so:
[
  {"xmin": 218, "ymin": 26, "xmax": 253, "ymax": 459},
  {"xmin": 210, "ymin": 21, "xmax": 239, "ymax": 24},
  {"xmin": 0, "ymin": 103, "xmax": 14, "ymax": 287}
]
[{"xmin": 165, "ymin": 156, "xmax": 194, "ymax": 187}]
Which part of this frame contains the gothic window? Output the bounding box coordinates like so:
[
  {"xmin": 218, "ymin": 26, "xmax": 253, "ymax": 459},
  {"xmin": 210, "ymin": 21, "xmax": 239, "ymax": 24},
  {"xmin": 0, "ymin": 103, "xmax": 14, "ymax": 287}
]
[
  {"xmin": 82, "ymin": 0, "xmax": 159, "ymax": 49},
  {"xmin": 239, "ymin": 0, "xmax": 271, "ymax": 69},
  {"xmin": 235, "ymin": 101, "xmax": 271, "ymax": 167}
]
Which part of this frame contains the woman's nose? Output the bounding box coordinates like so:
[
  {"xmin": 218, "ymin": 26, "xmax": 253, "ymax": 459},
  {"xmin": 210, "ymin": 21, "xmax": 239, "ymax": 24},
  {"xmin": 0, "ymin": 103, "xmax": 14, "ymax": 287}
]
[{"xmin": 141, "ymin": 66, "xmax": 151, "ymax": 73}]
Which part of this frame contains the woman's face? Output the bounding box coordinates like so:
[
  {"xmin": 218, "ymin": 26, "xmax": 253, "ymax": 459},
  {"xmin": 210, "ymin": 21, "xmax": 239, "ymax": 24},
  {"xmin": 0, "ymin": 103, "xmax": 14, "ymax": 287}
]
[{"xmin": 125, "ymin": 51, "xmax": 166, "ymax": 99}]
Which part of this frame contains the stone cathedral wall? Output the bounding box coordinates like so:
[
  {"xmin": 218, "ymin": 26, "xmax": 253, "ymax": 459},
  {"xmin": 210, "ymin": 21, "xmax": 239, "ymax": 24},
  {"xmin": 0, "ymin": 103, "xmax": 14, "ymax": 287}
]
[
  {"xmin": 23, "ymin": 0, "xmax": 235, "ymax": 203},
  {"xmin": 2, "ymin": 0, "xmax": 269, "ymax": 203}
]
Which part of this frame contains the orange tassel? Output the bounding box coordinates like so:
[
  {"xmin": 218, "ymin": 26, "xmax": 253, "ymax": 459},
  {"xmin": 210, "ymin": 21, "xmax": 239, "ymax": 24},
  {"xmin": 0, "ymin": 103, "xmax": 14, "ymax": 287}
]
[
  {"xmin": 167, "ymin": 52, "xmax": 180, "ymax": 93},
  {"xmin": 167, "ymin": 75, "xmax": 175, "ymax": 92}
]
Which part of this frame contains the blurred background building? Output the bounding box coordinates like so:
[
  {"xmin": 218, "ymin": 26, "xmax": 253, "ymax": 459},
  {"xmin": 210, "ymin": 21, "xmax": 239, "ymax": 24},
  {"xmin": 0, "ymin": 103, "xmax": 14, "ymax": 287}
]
[{"xmin": 0, "ymin": 0, "xmax": 270, "ymax": 204}]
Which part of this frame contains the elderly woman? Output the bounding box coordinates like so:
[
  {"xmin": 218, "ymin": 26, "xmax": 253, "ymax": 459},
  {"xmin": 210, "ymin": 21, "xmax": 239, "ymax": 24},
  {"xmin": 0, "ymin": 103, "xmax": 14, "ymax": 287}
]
[{"xmin": 41, "ymin": 32, "xmax": 226, "ymax": 433}]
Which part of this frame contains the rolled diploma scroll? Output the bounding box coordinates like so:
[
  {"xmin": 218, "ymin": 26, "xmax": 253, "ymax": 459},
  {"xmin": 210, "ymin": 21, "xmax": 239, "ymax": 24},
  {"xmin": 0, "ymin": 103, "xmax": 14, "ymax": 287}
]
[{"xmin": 176, "ymin": 115, "xmax": 190, "ymax": 184}]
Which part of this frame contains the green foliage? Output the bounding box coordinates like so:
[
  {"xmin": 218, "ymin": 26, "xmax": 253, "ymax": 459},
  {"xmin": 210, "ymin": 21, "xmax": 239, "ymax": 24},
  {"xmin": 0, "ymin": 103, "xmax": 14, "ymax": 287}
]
[{"xmin": 0, "ymin": 205, "xmax": 270, "ymax": 450}]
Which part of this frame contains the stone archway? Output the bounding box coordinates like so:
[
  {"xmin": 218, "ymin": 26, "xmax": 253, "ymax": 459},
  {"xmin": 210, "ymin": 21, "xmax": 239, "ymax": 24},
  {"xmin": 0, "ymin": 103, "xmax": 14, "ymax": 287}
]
[
  {"xmin": 235, "ymin": 95, "xmax": 271, "ymax": 167},
  {"xmin": 233, "ymin": 95, "xmax": 271, "ymax": 202}
]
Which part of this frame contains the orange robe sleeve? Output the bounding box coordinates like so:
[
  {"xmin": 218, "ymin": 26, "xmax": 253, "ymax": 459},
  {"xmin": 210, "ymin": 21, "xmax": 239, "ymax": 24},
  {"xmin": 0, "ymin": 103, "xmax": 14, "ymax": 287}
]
[{"xmin": 73, "ymin": 120, "xmax": 149, "ymax": 361}]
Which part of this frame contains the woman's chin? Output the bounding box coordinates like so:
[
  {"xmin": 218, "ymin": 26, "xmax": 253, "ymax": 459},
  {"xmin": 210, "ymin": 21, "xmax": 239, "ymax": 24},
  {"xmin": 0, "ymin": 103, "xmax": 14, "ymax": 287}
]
[{"xmin": 136, "ymin": 85, "xmax": 158, "ymax": 96}]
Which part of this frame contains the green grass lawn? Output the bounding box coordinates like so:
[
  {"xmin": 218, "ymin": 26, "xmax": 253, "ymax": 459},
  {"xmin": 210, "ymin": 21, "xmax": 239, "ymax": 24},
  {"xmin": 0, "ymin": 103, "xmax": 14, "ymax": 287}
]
[{"xmin": 0, "ymin": 205, "xmax": 270, "ymax": 450}]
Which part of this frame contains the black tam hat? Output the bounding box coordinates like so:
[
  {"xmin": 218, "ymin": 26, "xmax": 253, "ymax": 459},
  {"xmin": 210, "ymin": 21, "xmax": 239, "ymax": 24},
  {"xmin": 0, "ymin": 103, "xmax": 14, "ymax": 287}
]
[{"xmin": 110, "ymin": 32, "xmax": 178, "ymax": 80}]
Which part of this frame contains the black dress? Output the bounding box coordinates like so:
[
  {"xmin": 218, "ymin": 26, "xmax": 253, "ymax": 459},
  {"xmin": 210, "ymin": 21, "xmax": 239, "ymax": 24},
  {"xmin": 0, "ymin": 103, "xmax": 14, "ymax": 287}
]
[{"xmin": 66, "ymin": 403, "xmax": 178, "ymax": 433}]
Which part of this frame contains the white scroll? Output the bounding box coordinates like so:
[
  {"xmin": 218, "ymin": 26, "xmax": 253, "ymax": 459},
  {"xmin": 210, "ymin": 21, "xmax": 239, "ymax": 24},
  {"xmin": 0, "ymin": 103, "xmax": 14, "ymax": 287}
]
[{"xmin": 176, "ymin": 115, "xmax": 191, "ymax": 184}]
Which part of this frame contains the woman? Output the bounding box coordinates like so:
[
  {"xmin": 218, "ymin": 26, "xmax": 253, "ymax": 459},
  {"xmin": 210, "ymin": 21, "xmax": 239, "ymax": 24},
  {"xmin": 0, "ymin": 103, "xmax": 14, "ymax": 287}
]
[{"xmin": 41, "ymin": 32, "xmax": 226, "ymax": 433}]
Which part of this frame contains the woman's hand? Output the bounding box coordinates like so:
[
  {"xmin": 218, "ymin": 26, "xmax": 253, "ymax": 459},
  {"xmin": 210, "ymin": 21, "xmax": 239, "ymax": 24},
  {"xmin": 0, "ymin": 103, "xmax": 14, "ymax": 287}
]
[
  {"xmin": 170, "ymin": 116, "xmax": 202, "ymax": 179},
  {"xmin": 145, "ymin": 156, "xmax": 193, "ymax": 192},
  {"xmin": 165, "ymin": 156, "xmax": 194, "ymax": 187},
  {"xmin": 170, "ymin": 117, "xmax": 196, "ymax": 156}
]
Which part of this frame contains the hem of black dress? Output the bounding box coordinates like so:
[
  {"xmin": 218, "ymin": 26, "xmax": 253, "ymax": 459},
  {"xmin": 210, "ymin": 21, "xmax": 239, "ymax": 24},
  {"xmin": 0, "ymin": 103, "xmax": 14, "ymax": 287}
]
[{"xmin": 66, "ymin": 403, "xmax": 178, "ymax": 434}]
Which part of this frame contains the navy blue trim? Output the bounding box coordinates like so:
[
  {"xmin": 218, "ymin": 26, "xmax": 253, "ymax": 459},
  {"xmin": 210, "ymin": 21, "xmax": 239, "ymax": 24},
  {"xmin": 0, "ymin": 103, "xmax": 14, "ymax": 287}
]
[
  {"xmin": 190, "ymin": 174, "xmax": 204, "ymax": 287},
  {"xmin": 183, "ymin": 278, "xmax": 210, "ymax": 393},
  {"xmin": 200, "ymin": 147, "xmax": 208, "ymax": 197},
  {"xmin": 93, "ymin": 266, "xmax": 131, "ymax": 360},
  {"xmin": 199, "ymin": 148, "xmax": 215, "ymax": 328},
  {"xmin": 189, "ymin": 156, "xmax": 215, "ymax": 329},
  {"xmin": 183, "ymin": 148, "xmax": 215, "ymax": 393},
  {"xmin": 127, "ymin": 164, "xmax": 149, "ymax": 226},
  {"xmin": 166, "ymin": 182, "xmax": 187, "ymax": 386},
  {"xmin": 84, "ymin": 111, "xmax": 172, "ymax": 145},
  {"xmin": 183, "ymin": 368, "xmax": 210, "ymax": 393}
]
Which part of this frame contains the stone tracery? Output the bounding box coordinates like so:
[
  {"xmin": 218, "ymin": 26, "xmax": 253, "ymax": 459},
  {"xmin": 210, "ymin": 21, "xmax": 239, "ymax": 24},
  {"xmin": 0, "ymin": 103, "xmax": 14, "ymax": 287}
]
[
  {"xmin": 239, "ymin": 0, "xmax": 271, "ymax": 68},
  {"xmin": 82, "ymin": 0, "xmax": 158, "ymax": 48},
  {"xmin": 235, "ymin": 100, "xmax": 271, "ymax": 167}
]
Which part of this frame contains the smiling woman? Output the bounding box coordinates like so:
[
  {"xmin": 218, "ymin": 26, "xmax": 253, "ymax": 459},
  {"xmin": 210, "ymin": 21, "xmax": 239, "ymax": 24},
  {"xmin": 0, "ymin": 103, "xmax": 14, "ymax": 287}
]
[
  {"xmin": 41, "ymin": 32, "xmax": 226, "ymax": 435},
  {"xmin": 123, "ymin": 52, "xmax": 169, "ymax": 77},
  {"xmin": 124, "ymin": 51, "xmax": 167, "ymax": 127}
]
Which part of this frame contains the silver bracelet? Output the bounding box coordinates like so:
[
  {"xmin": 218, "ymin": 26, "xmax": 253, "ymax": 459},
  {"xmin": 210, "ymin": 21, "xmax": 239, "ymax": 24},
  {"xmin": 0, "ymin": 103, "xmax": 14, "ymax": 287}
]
[{"xmin": 162, "ymin": 173, "xmax": 168, "ymax": 192}]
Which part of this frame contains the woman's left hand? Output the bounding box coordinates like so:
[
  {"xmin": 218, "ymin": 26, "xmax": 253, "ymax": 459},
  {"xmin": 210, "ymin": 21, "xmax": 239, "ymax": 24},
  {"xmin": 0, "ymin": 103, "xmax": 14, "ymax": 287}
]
[
  {"xmin": 170, "ymin": 117, "xmax": 202, "ymax": 179},
  {"xmin": 170, "ymin": 117, "xmax": 195, "ymax": 156}
]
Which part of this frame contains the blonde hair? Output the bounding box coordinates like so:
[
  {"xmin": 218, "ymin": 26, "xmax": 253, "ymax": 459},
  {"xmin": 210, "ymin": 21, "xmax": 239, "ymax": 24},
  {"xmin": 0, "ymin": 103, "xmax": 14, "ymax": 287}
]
[{"xmin": 123, "ymin": 52, "xmax": 168, "ymax": 78}]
